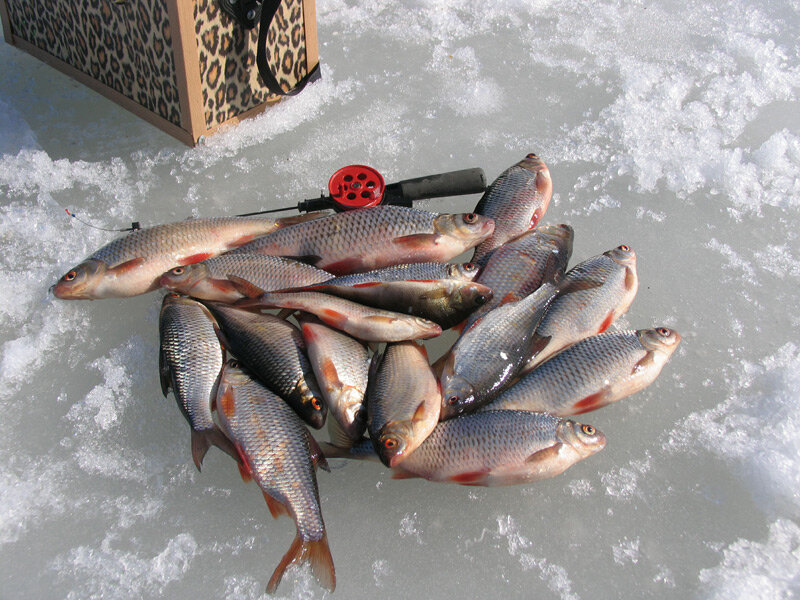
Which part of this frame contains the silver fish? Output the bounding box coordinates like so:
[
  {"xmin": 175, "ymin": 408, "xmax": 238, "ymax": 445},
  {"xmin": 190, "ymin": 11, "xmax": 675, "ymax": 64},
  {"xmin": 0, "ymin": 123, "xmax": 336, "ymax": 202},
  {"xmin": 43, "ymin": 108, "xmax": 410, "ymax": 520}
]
[
  {"xmin": 206, "ymin": 303, "xmax": 326, "ymax": 429},
  {"xmin": 392, "ymin": 410, "xmax": 606, "ymax": 486},
  {"xmin": 299, "ymin": 315, "xmax": 370, "ymax": 441},
  {"xmin": 231, "ymin": 205, "xmax": 494, "ymax": 275},
  {"xmin": 158, "ymin": 294, "xmax": 235, "ymax": 470},
  {"xmin": 53, "ymin": 213, "xmax": 321, "ymax": 299},
  {"xmin": 159, "ymin": 253, "xmax": 331, "ymax": 302},
  {"xmin": 215, "ymin": 361, "xmax": 335, "ymax": 594},
  {"xmin": 471, "ymin": 154, "xmax": 553, "ymax": 266},
  {"xmin": 367, "ymin": 340, "xmax": 442, "ymax": 467},
  {"xmin": 486, "ymin": 328, "xmax": 682, "ymax": 416},
  {"xmin": 521, "ymin": 244, "xmax": 639, "ymax": 374},
  {"xmin": 439, "ymin": 283, "xmax": 558, "ymax": 420}
]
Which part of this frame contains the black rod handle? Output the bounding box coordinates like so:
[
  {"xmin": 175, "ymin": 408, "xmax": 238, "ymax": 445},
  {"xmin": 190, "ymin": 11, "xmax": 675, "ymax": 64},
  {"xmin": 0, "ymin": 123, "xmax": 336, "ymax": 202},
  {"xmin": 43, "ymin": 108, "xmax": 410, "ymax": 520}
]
[{"xmin": 393, "ymin": 168, "xmax": 486, "ymax": 202}]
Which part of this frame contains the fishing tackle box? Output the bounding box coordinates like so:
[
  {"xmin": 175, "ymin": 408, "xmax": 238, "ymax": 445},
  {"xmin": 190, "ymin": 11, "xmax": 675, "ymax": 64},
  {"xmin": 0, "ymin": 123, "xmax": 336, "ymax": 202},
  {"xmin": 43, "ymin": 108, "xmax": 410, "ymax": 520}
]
[{"xmin": 0, "ymin": 0, "xmax": 319, "ymax": 146}]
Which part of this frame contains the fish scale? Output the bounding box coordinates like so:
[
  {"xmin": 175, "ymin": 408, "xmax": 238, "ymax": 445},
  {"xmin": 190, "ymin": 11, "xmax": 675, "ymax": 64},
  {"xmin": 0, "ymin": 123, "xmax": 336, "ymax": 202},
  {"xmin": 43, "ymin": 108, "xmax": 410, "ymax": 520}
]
[
  {"xmin": 320, "ymin": 262, "xmax": 481, "ymax": 286},
  {"xmin": 206, "ymin": 303, "xmax": 326, "ymax": 429},
  {"xmin": 215, "ymin": 362, "xmax": 334, "ymax": 593},
  {"xmin": 487, "ymin": 328, "xmax": 681, "ymax": 416},
  {"xmin": 231, "ymin": 205, "xmax": 494, "ymax": 275},
  {"xmin": 521, "ymin": 244, "xmax": 639, "ymax": 373},
  {"xmin": 392, "ymin": 410, "xmax": 606, "ymax": 486}
]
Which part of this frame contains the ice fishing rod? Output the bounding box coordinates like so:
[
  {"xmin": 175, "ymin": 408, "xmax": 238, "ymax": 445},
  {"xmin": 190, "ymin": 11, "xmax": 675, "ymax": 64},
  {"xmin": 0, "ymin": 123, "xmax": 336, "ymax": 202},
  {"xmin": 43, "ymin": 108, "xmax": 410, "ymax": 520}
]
[{"xmin": 237, "ymin": 165, "xmax": 487, "ymax": 216}]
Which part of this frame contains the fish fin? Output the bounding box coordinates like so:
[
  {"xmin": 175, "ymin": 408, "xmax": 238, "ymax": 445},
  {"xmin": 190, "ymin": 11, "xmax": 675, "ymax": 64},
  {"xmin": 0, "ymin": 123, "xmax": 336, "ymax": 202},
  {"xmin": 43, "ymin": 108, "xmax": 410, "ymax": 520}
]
[
  {"xmin": 392, "ymin": 233, "xmax": 438, "ymax": 249},
  {"xmin": 597, "ymin": 310, "xmax": 615, "ymax": 334},
  {"xmin": 448, "ymin": 470, "xmax": 489, "ymax": 485},
  {"xmin": 321, "ymin": 257, "xmax": 363, "ymax": 275},
  {"xmin": 236, "ymin": 454, "xmax": 254, "ymax": 483},
  {"xmin": 267, "ymin": 533, "xmax": 336, "ymax": 594},
  {"xmin": 528, "ymin": 333, "xmax": 552, "ymax": 361},
  {"xmin": 276, "ymin": 308, "xmax": 295, "ymax": 320},
  {"xmin": 572, "ymin": 391, "xmax": 611, "ymax": 414},
  {"xmin": 276, "ymin": 212, "xmax": 329, "ymax": 227},
  {"xmin": 540, "ymin": 252, "xmax": 564, "ymax": 284},
  {"xmin": 191, "ymin": 427, "xmax": 240, "ymax": 471},
  {"xmin": 306, "ymin": 431, "xmax": 331, "ymax": 473},
  {"xmin": 208, "ymin": 278, "xmax": 238, "ymax": 295},
  {"xmin": 179, "ymin": 252, "xmax": 214, "ymax": 265},
  {"xmin": 326, "ymin": 418, "xmax": 353, "ymax": 449},
  {"xmin": 158, "ymin": 349, "xmax": 171, "ymax": 397},
  {"xmin": 625, "ymin": 266, "xmax": 637, "ymax": 291},
  {"xmin": 108, "ymin": 257, "xmax": 147, "ymax": 276},
  {"xmin": 525, "ymin": 443, "xmax": 563, "ymax": 465},
  {"xmin": 228, "ymin": 275, "xmax": 267, "ymax": 299},
  {"xmin": 263, "ymin": 491, "xmax": 290, "ymax": 519},
  {"xmin": 633, "ymin": 350, "xmax": 655, "ymax": 373},
  {"xmin": 450, "ymin": 320, "xmax": 466, "ymax": 335},
  {"xmin": 391, "ymin": 468, "xmax": 421, "ymax": 480},
  {"xmin": 556, "ymin": 277, "xmax": 604, "ymax": 296},
  {"xmin": 499, "ymin": 291, "xmax": 522, "ymax": 305},
  {"xmin": 412, "ymin": 400, "xmax": 429, "ymax": 423},
  {"xmin": 319, "ymin": 308, "xmax": 349, "ymax": 329}
]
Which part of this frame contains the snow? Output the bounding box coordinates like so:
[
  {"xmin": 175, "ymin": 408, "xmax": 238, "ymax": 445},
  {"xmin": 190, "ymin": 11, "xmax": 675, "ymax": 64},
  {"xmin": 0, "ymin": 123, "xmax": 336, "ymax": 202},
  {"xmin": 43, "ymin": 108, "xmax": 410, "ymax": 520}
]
[{"xmin": 2, "ymin": 0, "xmax": 800, "ymax": 598}]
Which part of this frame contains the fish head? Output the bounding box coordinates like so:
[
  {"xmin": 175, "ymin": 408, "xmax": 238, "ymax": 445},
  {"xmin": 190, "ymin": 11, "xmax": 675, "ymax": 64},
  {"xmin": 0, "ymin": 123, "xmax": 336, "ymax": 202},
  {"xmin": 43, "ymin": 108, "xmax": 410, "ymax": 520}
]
[
  {"xmin": 605, "ymin": 244, "xmax": 637, "ymax": 267},
  {"xmin": 375, "ymin": 421, "xmax": 415, "ymax": 468},
  {"xmin": 293, "ymin": 379, "xmax": 328, "ymax": 429},
  {"xmin": 638, "ymin": 327, "xmax": 682, "ymax": 357},
  {"xmin": 439, "ymin": 369, "xmax": 477, "ymax": 420},
  {"xmin": 560, "ymin": 420, "xmax": 607, "ymax": 458},
  {"xmin": 52, "ymin": 259, "xmax": 107, "ymax": 299},
  {"xmin": 158, "ymin": 263, "xmax": 209, "ymax": 293},
  {"xmin": 456, "ymin": 282, "xmax": 493, "ymax": 311},
  {"xmin": 434, "ymin": 213, "xmax": 495, "ymax": 245},
  {"xmin": 449, "ymin": 262, "xmax": 481, "ymax": 281}
]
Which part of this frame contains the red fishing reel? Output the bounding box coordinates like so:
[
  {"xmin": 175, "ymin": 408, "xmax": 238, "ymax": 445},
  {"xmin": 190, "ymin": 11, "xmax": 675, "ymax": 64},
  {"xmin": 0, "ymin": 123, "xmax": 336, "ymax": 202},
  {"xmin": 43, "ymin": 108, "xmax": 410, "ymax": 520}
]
[{"xmin": 327, "ymin": 165, "xmax": 386, "ymax": 211}]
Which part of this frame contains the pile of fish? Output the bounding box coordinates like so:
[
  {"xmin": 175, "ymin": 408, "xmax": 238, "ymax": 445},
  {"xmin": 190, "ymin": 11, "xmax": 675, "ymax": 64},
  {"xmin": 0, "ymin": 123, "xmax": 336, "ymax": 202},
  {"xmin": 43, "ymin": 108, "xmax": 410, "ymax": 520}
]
[{"xmin": 52, "ymin": 153, "xmax": 681, "ymax": 594}]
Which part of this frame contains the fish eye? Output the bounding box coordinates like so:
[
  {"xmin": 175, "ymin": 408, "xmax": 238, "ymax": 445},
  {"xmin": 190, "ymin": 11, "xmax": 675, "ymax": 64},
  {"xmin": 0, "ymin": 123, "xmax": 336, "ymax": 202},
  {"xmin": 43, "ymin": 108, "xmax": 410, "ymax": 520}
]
[
  {"xmin": 171, "ymin": 267, "xmax": 184, "ymax": 275},
  {"xmin": 657, "ymin": 327, "xmax": 671, "ymax": 336},
  {"xmin": 526, "ymin": 153, "xmax": 538, "ymax": 159},
  {"xmin": 64, "ymin": 270, "xmax": 77, "ymax": 281},
  {"xmin": 311, "ymin": 398, "xmax": 322, "ymax": 411},
  {"xmin": 619, "ymin": 244, "xmax": 631, "ymax": 252},
  {"xmin": 167, "ymin": 292, "xmax": 180, "ymax": 298},
  {"xmin": 463, "ymin": 213, "xmax": 478, "ymax": 224},
  {"xmin": 383, "ymin": 438, "xmax": 398, "ymax": 449},
  {"xmin": 464, "ymin": 263, "xmax": 477, "ymax": 272},
  {"xmin": 581, "ymin": 424, "xmax": 596, "ymax": 436},
  {"xmin": 229, "ymin": 360, "xmax": 239, "ymax": 368},
  {"xmin": 447, "ymin": 395, "xmax": 459, "ymax": 405},
  {"xmin": 475, "ymin": 295, "xmax": 488, "ymax": 305}
]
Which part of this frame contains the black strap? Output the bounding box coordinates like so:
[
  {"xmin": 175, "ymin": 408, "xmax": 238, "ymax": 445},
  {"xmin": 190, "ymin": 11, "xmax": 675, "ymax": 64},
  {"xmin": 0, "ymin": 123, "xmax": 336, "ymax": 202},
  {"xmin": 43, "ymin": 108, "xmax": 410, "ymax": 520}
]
[{"xmin": 256, "ymin": 0, "xmax": 320, "ymax": 96}]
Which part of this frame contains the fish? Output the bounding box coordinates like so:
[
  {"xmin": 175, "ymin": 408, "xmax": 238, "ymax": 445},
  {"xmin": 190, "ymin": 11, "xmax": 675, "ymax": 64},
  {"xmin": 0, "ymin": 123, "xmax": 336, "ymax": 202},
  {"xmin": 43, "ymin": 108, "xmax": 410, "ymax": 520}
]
[
  {"xmin": 313, "ymin": 262, "xmax": 482, "ymax": 285},
  {"xmin": 215, "ymin": 360, "xmax": 335, "ymax": 594},
  {"xmin": 471, "ymin": 154, "xmax": 553, "ymax": 266},
  {"xmin": 297, "ymin": 278, "xmax": 493, "ymax": 330},
  {"xmin": 298, "ymin": 315, "xmax": 370, "ymax": 442},
  {"xmin": 232, "ymin": 279, "xmax": 443, "ymax": 342},
  {"xmin": 485, "ymin": 327, "xmax": 682, "ymax": 416},
  {"xmin": 158, "ymin": 253, "xmax": 331, "ymax": 303},
  {"xmin": 439, "ymin": 283, "xmax": 558, "ymax": 420},
  {"xmin": 520, "ymin": 244, "xmax": 639, "ymax": 374},
  {"xmin": 158, "ymin": 293, "xmax": 236, "ymax": 470},
  {"xmin": 464, "ymin": 223, "xmax": 573, "ymax": 331},
  {"xmin": 52, "ymin": 213, "xmax": 323, "ymax": 299},
  {"xmin": 205, "ymin": 302, "xmax": 327, "ymax": 429},
  {"xmin": 230, "ymin": 205, "xmax": 495, "ymax": 275},
  {"xmin": 390, "ymin": 410, "xmax": 606, "ymax": 486},
  {"xmin": 367, "ymin": 340, "xmax": 442, "ymax": 467}
]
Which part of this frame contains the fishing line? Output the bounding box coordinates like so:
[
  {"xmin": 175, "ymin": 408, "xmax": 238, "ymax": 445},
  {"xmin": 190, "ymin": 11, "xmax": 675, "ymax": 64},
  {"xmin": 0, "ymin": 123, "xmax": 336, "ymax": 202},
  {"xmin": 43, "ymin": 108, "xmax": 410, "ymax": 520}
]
[{"xmin": 63, "ymin": 208, "xmax": 140, "ymax": 232}]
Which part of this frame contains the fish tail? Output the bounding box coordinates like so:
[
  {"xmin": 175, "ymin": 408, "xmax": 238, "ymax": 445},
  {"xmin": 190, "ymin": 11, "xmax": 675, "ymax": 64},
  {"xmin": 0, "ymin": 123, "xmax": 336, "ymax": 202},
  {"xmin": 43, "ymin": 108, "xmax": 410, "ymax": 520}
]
[
  {"xmin": 267, "ymin": 533, "xmax": 335, "ymax": 594},
  {"xmin": 191, "ymin": 427, "xmax": 240, "ymax": 471}
]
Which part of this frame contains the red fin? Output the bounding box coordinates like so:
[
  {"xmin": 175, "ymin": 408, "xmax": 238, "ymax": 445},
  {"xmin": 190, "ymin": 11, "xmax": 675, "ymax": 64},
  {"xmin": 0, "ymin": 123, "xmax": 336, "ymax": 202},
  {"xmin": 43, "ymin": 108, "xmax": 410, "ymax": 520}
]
[
  {"xmin": 263, "ymin": 491, "xmax": 290, "ymax": 519},
  {"xmin": 500, "ymin": 291, "xmax": 520, "ymax": 305},
  {"xmin": 353, "ymin": 281, "xmax": 382, "ymax": 288},
  {"xmin": 526, "ymin": 443, "xmax": 563, "ymax": 465},
  {"xmin": 573, "ymin": 392, "xmax": 609, "ymax": 414},
  {"xmin": 306, "ymin": 430, "xmax": 331, "ymax": 473},
  {"xmin": 449, "ymin": 470, "xmax": 489, "ymax": 485},
  {"xmin": 597, "ymin": 310, "xmax": 615, "ymax": 334},
  {"xmin": 391, "ymin": 468, "xmax": 421, "ymax": 480},
  {"xmin": 320, "ymin": 357, "xmax": 343, "ymax": 387},
  {"xmin": 267, "ymin": 534, "xmax": 335, "ymax": 594},
  {"xmin": 209, "ymin": 279, "xmax": 238, "ymax": 294},
  {"xmin": 108, "ymin": 257, "xmax": 146, "ymax": 275},
  {"xmin": 393, "ymin": 233, "xmax": 438, "ymax": 249},
  {"xmin": 228, "ymin": 275, "xmax": 267, "ymax": 299},
  {"xmin": 451, "ymin": 321, "xmax": 466, "ymax": 335},
  {"xmin": 320, "ymin": 308, "xmax": 348, "ymax": 328},
  {"xmin": 236, "ymin": 451, "xmax": 253, "ymax": 483},
  {"xmin": 228, "ymin": 234, "xmax": 258, "ymax": 248},
  {"xmin": 217, "ymin": 385, "xmax": 237, "ymax": 420},
  {"xmin": 180, "ymin": 252, "xmax": 214, "ymax": 265}
]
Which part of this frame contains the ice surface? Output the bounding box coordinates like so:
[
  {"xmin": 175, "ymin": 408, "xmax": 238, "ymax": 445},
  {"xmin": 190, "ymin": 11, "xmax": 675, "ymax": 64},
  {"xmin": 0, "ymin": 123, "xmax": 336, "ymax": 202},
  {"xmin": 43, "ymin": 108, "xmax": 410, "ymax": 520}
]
[{"xmin": 2, "ymin": 0, "xmax": 800, "ymax": 598}]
